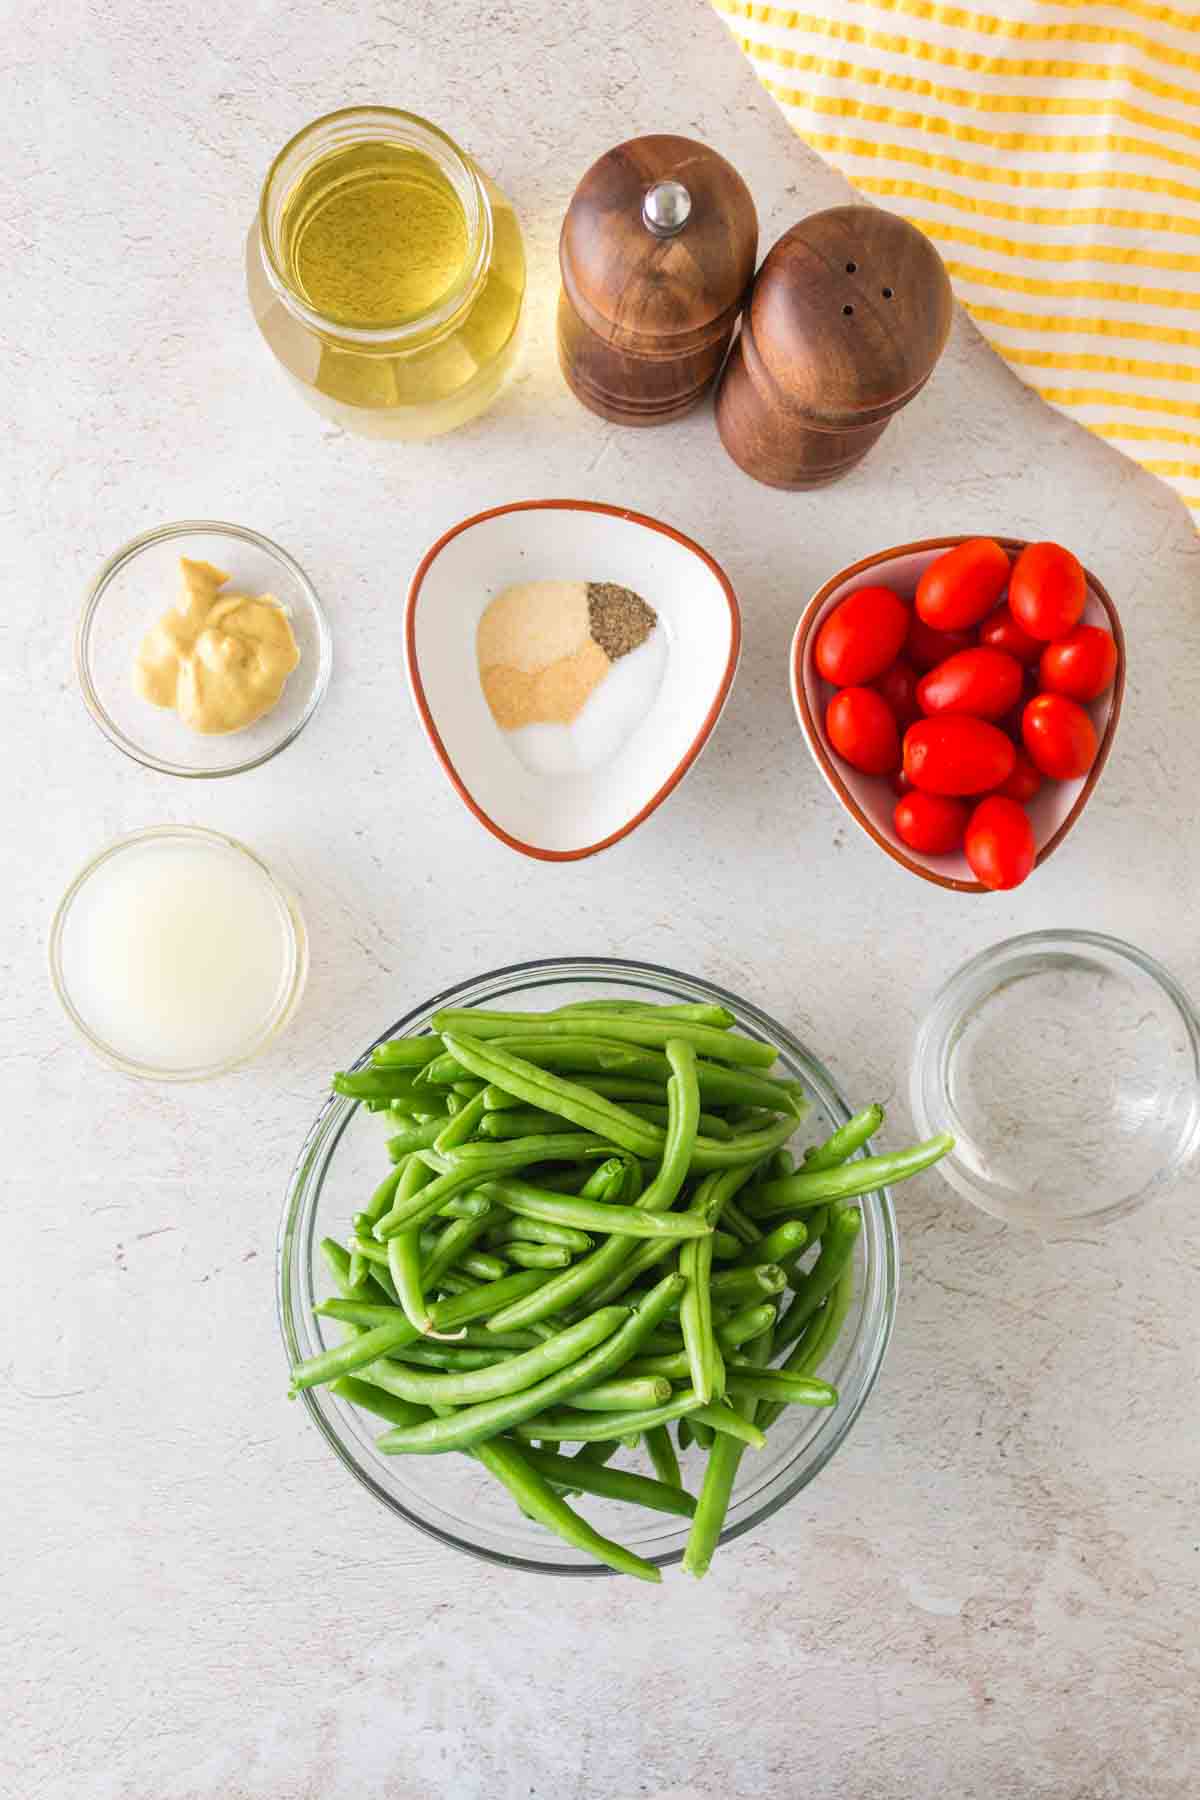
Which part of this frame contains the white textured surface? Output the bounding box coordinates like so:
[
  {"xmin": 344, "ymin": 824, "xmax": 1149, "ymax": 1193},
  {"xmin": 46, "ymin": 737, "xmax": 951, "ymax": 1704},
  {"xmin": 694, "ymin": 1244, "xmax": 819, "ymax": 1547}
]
[{"xmin": 3, "ymin": 2, "xmax": 1199, "ymax": 1796}]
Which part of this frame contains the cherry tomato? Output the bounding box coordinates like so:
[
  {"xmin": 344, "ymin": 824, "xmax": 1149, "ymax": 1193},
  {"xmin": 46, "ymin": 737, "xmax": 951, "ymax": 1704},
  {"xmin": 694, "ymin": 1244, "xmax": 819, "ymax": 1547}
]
[
  {"xmin": 1039, "ymin": 625, "xmax": 1118, "ymax": 702},
  {"xmin": 965, "ymin": 797, "xmax": 1036, "ymax": 890},
  {"xmin": 906, "ymin": 613, "xmax": 975, "ymax": 673},
  {"xmin": 993, "ymin": 746, "xmax": 1044, "ymax": 803},
  {"xmin": 979, "ymin": 603, "xmax": 1043, "ymax": 667},
  {"xmin": 893, "ymin": 791, "xmax": 970, "ymax": 855},
  {"xmin": 814, "ymin": 586, "xmax": 911, "ymax": 686},
  {"xmin": 1022, "ymin": 693, "xmax": 1097, "ymax": 780},
  {"xmin": 873, "ymin": 657, "xmax": 922, "ymax": 731},
  {"xmin": 1009, "ymin": 542, "xmax": 1086, "ymax": 642},
  {"xmin": 915, "ymin": 538, "xmax": 1011, "ymax": 631},
  {"xmin": 890, "ymin": 768, "xmax": 912, "ymax": 797},
  {"xmin": 903, "ymin": 716, "xmax": 1016, "ymax": 796},
  {"xmin": 917, "ymin": 647, "xmax": 1024, "ymax": 722},
  {"xmin": 826, "ymin": 687, "xmax": 900, "ymax": 775}
]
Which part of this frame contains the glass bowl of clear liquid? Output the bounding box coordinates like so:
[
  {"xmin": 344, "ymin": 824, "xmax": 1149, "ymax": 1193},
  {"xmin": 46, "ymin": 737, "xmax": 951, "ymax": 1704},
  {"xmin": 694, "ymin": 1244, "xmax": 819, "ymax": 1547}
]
[{"xmin": 911, "ymin": 930, "xmax": 1200, "ymax": 1231}]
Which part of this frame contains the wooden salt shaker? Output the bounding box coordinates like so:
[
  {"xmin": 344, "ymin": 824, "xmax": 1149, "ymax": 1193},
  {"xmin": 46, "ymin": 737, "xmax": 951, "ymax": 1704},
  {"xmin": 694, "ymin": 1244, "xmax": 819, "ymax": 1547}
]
[
  {"xmin": 715, "ymin": 206, "xmax": 953, "ymax": 487},
  {"xmin": 558, "ymin": 134, "xmax": 758, "ymax": 426}
]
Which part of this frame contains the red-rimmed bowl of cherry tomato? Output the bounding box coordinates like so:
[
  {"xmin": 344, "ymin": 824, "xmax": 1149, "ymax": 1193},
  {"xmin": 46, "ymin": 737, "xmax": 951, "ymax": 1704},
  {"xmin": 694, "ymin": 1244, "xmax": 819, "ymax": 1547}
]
[{"xmin": 790, "ymin": 536, "xmax": 1125, "ymax": 893}]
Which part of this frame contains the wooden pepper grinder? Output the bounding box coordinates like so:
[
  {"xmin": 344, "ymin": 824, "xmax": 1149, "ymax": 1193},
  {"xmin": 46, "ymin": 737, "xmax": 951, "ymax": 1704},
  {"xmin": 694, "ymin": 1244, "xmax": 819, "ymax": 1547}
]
[
  {"xmin": 558, "ymin": 135, "xmax": 758, "ymax": 426},
  {"xmin": 715, "ymin": 205, "xmax": 953, "ymax": 487}
]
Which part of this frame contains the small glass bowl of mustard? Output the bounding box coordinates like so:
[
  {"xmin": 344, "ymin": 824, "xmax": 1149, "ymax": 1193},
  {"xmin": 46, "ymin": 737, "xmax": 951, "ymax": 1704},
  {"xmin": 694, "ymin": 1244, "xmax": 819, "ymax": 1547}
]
[{"xmin": 76, "ymin": 520, "xmax": 332, "ymax": 777}]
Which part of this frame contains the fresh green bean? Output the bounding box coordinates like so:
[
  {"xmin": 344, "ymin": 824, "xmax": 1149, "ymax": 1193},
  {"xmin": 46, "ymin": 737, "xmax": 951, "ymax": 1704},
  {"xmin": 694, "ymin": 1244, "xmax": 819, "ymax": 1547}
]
[
  {"xmin": 320, "ymin": 1237, "xmax": 370, "ymax": 1300},
  {"xmin": 644, "ymin": 1423, "xmax": 682, "ymax": 1489},
  {"xmin": 390, "ymin": 1342, "xmax": 511, "ymax": 1371},
  {"xmin": 566, "ymin": 1376, "xmax": 671, "ymax": 1412},
  {"xmin": 482, "ymin": 1044, "xmax": 700, "ymax": 1332},
  {"xmin": 352, "ymin": 1307, "xmax": 628, "ymax": 1407},
  {"xmin": 473, "ymin": 1438, "xmax": 660, "ymax": 1582},
  {"xmin": 802, "ymin": 1105, "xmax": 884, "ymax": 1172},
  {"xmin": 758, "ymin": 1264, "xmax": 856, "ymax": 1432},
  {"xmin": 688, "ymin": 1419, "xmax": 715, "ymax": 1450},
  {"xmin": 736, "ymin": 1219, "xmax": 808, "ymax": 1270},
  {"xmin": 417, "ymin": 1202, "xmax": 496, "ymax": 1293},
  {"xmin": 748, "ymin": 1133, "xmax": 954, "ymax": 1215},
  {"xmin": 719, "ymin": 1198, "xmax": 762, "ymax": 1245},
  {"xmin": 724, "ymin": 1371, "xmax": 837, "ymax": 1406},
  {"xmin": 484, "ymin": 1218, "xmax": 592, "ymax": 1254},
  {"xmin": 385, "ymin": 1118, "xmax": 451, "ymax": 1159},
  {"xmin": 708, "ymin": 1264, "xmax": 787, "ymax": 1305},
  {"xmin": 427, "ymin": 1037, "xmax": 805, "ymax": 1113},
  {"xmin": 682, "ymin": 1300, "xmax": 774, "ymax": 1577},
  {"xmin": 680, "ymin": 1188, "xmax": 720, "ymax": 1406},
  {"xmin": 773, "ymin": 1206, "xmax": 862, "ymax": 1354},
  {"xmin": 717, "ymin": 1303, "xmax": 778, "ymax": 1349},
  {"xmin": 371, "ymin": 1037, "xmax": 445, "ymax": 1069},
  {"xmin": 518, "ymin": 1447, "xmax": 696, "ymax": 1517},
  {"xmin": 293, "ymin": 1269, "xmax": 554, "ymax": 1392},
  {"xmin": 711, "ymin": 1230, "xmax": 742, "ymax": 1260},
  {"xmin": 433, "ymin": 1010, "xmax": 778, "ymax": 1069},
  {"xmin": 433, "ymin": 1092, "xmax": 488, "ymax": 1153},
  {"xmin": 376, "ymin": 1273, "xmax": 684, "ymax": 1455},
  {"xmin": 503, "ymin": 1242, "xmax": 573, "ymax": 1270},
  {"xmin": 516, "ymin": 1391, "xmax": 766, "ymax": 1449},
  {"xmin": 375, "ymin": 1135, "xmax": 605, "ymax": 1239},
  {"xmin": 335, "ymin": 1068, "xmax": 431, "ymax": 1101},
  {"xmin": 440, "ymin": 1033, "xmax": 664, "ymax": 1156},
  {"xmin": 388, "ymin": 1230, "xmax": 432, "ymax": 1335},
  {"xmin": 479, "ymin": 1102, "xmax": 734, "ymax": 1142},
  {"xmin": 677, "ymin": 1418, "xmax": 694, "ymax": 1452},
  {"xmin": 475, "ymin": 1176, "xmax": 713, "ymax": 1241},
  {"xmin": 583, "ymin": 1161, "xmax": 753, "ymax": 1311},
  {"xmin": 330, "ymin": 1376, "xmax": 430, "ymax": 1430},
  {"xmin": 549, "ymin": 1001, "xmax": 736, "ymax": 1028},
  {"xmin": 458, "ymin": 1250, "xmax": 508, "ymax": 1281}
]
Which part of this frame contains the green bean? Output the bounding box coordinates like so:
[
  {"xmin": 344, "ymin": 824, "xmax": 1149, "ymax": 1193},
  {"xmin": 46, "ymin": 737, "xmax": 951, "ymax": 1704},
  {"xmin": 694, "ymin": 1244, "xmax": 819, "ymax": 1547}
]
[
  {"xmin": 459, "ymin": 1250, "xmax": 508, "ymax": 1281},
  {"xmin": 388, "ymin": 1231, "xmax": 432, "ymax": 1335},
  {"xmin": 335, "ymin": 1067, "xmax": 431, "ymax": 1101},
  {"xmin": 478, "ymin": 1103, "xmax": 734, "ymax": 1142},
  {"xmin": 503, "ymin": 1242, "xmax": 572, "ymax": 1270},
  {"xmin": 550, "ymin": 1001, "xmax": 736, "ymax": 1028},
  {"xmin": 475, "ymin": 1176, "xmax": 713, "ymax": 1241},
  {"xmin": 719, "ymin": 1198, "xmax": 762, "ymax": 1245},
  {"xmin": 434, "ymin": 1092, "xmax": 488, "ymax": 1153},
  {"xmin": 688, "ymin": 1418, "xmax": 715, "ymax": 1450},
  {"xmin": 473, "ymin": 1437, "xmax": 660, "ymax": 1583},
  {"xmin": 330, "ymin": 1376, "xmax": 430, "ymax": 1430},
  {"xmin": 677, "ymin": 1418, "xmax": 694, "ymax": 1452},
  {"xmin": 431, "ymin": 1326, "xmax": 541, "ymax": 1351},
  {"xmin": 433, "ymin": 1010, "xmax": 778, "ymax": 1069},
  {"xmin": 758, "ymin": 1263, "xmax": 856, "ymax": 1432},
  {"xmin": 717, "ymin": 1303, "xmax": 778, "ymax": 1349},
  {"xmin": 516, "ymin": 1391, "xmax": 766, "ymax": 1449},
  {"xmin": 774, "ymin": 1206, "xmax": 862, "ymax": 1354},
  {"xmin": 320, "ymin": 1237, "xmax": 370, "ymax": 1300},
  {"xmin": 799, "ymin": 1204, "xmax": 829, "ymax": 1246},
  {"xmin": 371, "ymin": 1037, "xmax": 445, "ymax": 1069},
  {"xmin": 645, "ymin": 1423, "xmax": 682, "ymax": 1489},
  {"xmin": 390, "ymin": 1342, "xmax": 511, "ymax": 1371},
  {"xmin": 292, "ymin": 1269, "xmax": 553, "ymax": 1392},
  {"xmin": 355, "ymin": 1307, "xmax": 628, "ymax": 1407},
  {"xmin": 361, "ymin": 1160, "xmax": 408, "ymax": 1227},
  {"xmin": 440, "ymin": 1033, "xmax": 664, "ymax": 1157},
  {"xmin": 768, "ymin": 1149, "xmax": 794, "ymax": 1179},
  {"xmin": 708, "ymin": 1264, "xmax": 787, "ymax": 1305},
  {"xmin": 376, "ymin": 1272, "xmax": 684, "ymax": 1455},
  {"xmin": 748, "ymin": 1133, "xmax": 954, "ymax": 1216},
  {"xmin": 428, "ymin": 1037, "xmax": 804, "ymax": 1111},
  {"xmin": 416, "ymin": 1201, "xmax": 496, "ymax": 1293},
  {"xmin": 375, "ymin": 1135, "xmax": 604, "ymax": 1239},
  {"xmin": 682, "ymin": 1300, "xmax": 774, "ymax": 1577},
  {"xmin": 736, "ymin": 1219, "xmax": 808, "ymax": 1269},
  {"xmin": 724, "ymin": 1371, "xmax": 837, "ymax": 1406},
  {"xmin": 583, "ymin": 1161, "xmax": 752, "ymax": 1311},
  {"xmin": 802, "ymin": 1105, "xmax": 884, "ymax": 1172},
  {"xmin": 484, "ymin": 1218, "xmax": 592, "ymax": 1254},
  {"xmin": 680, "ymin": 1194, "xmax": 720, "ymax": 1406},
  {"xmin": 383, "ymin": 1117, "xmax": 461, "ymax": 1160},
  {"xmin": 566, "ymin": 1376, "xmax": 671, "ymax": 1411},
  {"xmin": 711, "ymin": 1230, "xmax": 741, "ymax": 1260},
  {"xmin": 517, "ymin": 1447, "xmax": 696, "ymax": 1517},
  {"xmin": 482, "ymin": 1044, "xmax": 700, "ymax": 1332}
]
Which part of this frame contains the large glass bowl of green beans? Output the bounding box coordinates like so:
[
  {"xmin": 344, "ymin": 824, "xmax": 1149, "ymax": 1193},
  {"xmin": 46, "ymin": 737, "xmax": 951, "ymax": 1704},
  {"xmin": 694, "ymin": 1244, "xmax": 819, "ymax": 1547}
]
[{"xmin": 279, "ymin": 958, "xmax": 938, "ymax": 1579}]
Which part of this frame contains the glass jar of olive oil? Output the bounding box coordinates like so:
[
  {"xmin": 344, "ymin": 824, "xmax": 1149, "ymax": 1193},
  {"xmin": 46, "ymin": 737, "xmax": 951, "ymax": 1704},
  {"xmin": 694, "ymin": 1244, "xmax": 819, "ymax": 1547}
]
[{"xmin": 246, "ymin": 107, "xmax": 526, "ymax": 440}]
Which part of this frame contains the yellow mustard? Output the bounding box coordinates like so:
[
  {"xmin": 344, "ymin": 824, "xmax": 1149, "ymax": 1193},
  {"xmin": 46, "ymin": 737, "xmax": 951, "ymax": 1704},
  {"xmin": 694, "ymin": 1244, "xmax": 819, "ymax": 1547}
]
[{"xmin": 133, "ymin": 558, "xmax": 301, "ymax": 735}]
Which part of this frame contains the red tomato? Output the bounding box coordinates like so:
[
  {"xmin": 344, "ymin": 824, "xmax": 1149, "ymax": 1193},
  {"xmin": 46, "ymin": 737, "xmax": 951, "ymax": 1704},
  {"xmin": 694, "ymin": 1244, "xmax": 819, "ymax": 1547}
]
[
  {"xmin": 890, "ymin": 768, "xmax": 912, "ymax": 797},
  {"xmin": 894, "ymin": 791, "xmax": 970, "ymax": 855},
  {"xmin": 965, "ymin": 797, "xmax": 1036, "ymax": 891},
  {"xmin": 903, "ymin": 716, "xmax": 1016, "ymax": 795},
  {"xmin": 1022, "ymin": 693, "xmax": 1097, "ymax": 780},
  {"xmin": 873, "ymin": 657, "xmax": 922, "ymax": 730},
  {"xmin": 826, "ymin": 687, "xmax": 900, "ymax": 775},
  {"xmin": 917, "ymin": 647, "xmax": 1024, "ymax": 722},
  {"xmin": 979, "ymin": 603, "xmax": 1043, "ymax": 667},
  {"xmin": 814, "ymin": 586, "xmax": 910, "ymax": 686},
  {"xmin": 906, "ymin": 614, "xmax": 975, "ymax": 673},
  {"xmin": 1039, "ymin": 625, "xmax": 1118, "ymax": 702},
  {"xmin": 994, "ymin": 747, "xmax": 1044, "ymax": 803},
  {"xmin": 915, "ymin": 538, "xmax": 1011, "ymax": 631},
  {"xmin": 1009, "ymin": 542, "xmax": 1086, "ymax": 642}
]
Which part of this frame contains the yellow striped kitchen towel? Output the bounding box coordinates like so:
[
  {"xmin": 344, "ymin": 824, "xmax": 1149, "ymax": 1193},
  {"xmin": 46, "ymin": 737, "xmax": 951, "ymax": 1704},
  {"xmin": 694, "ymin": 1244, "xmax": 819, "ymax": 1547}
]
[{"xmin": 713, "ymin": 0, "xmax": 1200, "ymax": 523}]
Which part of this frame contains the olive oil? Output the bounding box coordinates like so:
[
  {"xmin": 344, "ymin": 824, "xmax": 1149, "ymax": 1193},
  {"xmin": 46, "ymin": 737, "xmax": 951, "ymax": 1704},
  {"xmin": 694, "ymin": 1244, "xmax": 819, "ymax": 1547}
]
[
  {"xmin": 280, "ymin": 142, "xmax": 470, "ymax": 329},
  {"xmin": 248, "ymin": 109, "xmax": 527, "ymax": 439}
]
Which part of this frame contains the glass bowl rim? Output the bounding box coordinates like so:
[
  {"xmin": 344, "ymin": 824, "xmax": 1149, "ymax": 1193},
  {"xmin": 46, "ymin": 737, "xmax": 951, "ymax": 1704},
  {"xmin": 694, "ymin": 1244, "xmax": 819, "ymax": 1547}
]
[
  {"xmin": 910, "ymin": 926, "xmax": 1200, "ymax": 1229},
  {"xmin": 277, "ymin": 953, "xmax": 901, "ymax": 1576},
  {"xmin": 75, "ymin": 518, "xmax": 333, "ymax": 779},
  {"xmin": 48, "ymin": 823, "xmax": 309, "ymax": 1082}
]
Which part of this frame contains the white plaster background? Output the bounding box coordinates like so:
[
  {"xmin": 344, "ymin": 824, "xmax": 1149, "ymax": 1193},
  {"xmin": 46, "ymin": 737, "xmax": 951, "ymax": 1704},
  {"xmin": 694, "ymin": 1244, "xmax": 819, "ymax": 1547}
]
[{"xmin": 2, "ymin": 2, "xmax": 1198, "ymax": 1796}]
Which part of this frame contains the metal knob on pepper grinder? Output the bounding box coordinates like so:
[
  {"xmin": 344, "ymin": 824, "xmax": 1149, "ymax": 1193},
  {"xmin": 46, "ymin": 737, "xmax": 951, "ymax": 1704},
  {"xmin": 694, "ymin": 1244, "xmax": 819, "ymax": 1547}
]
[
  {"xmin": 557, "ymin": 134, "xmax": 758, "ymax": 426},
  {"xmin": 715, "ymin": 205, "xmax": 954, "ymax": 487}
]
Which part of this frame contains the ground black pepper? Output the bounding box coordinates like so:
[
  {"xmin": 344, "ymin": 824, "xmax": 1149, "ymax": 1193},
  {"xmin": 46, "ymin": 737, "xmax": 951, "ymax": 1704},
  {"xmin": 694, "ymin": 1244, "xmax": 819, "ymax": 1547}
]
[{"xmin": 587, "ymin": 582, "xmax": 658, "ymax": 661}]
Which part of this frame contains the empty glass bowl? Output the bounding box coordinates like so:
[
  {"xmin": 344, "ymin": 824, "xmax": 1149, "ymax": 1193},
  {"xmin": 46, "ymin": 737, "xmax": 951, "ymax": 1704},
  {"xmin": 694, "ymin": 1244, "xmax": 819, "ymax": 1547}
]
[
  {"xmin": 912, "ymin": 930, "xmax": 1200, "ymax": 1230},
  {"xmin": 76, "ymin": 520, "xmax": 332, "ymax": 777},
  {"xmin": 278, "ymin": 957, "xmax": 900, "ymax": 1576}
]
